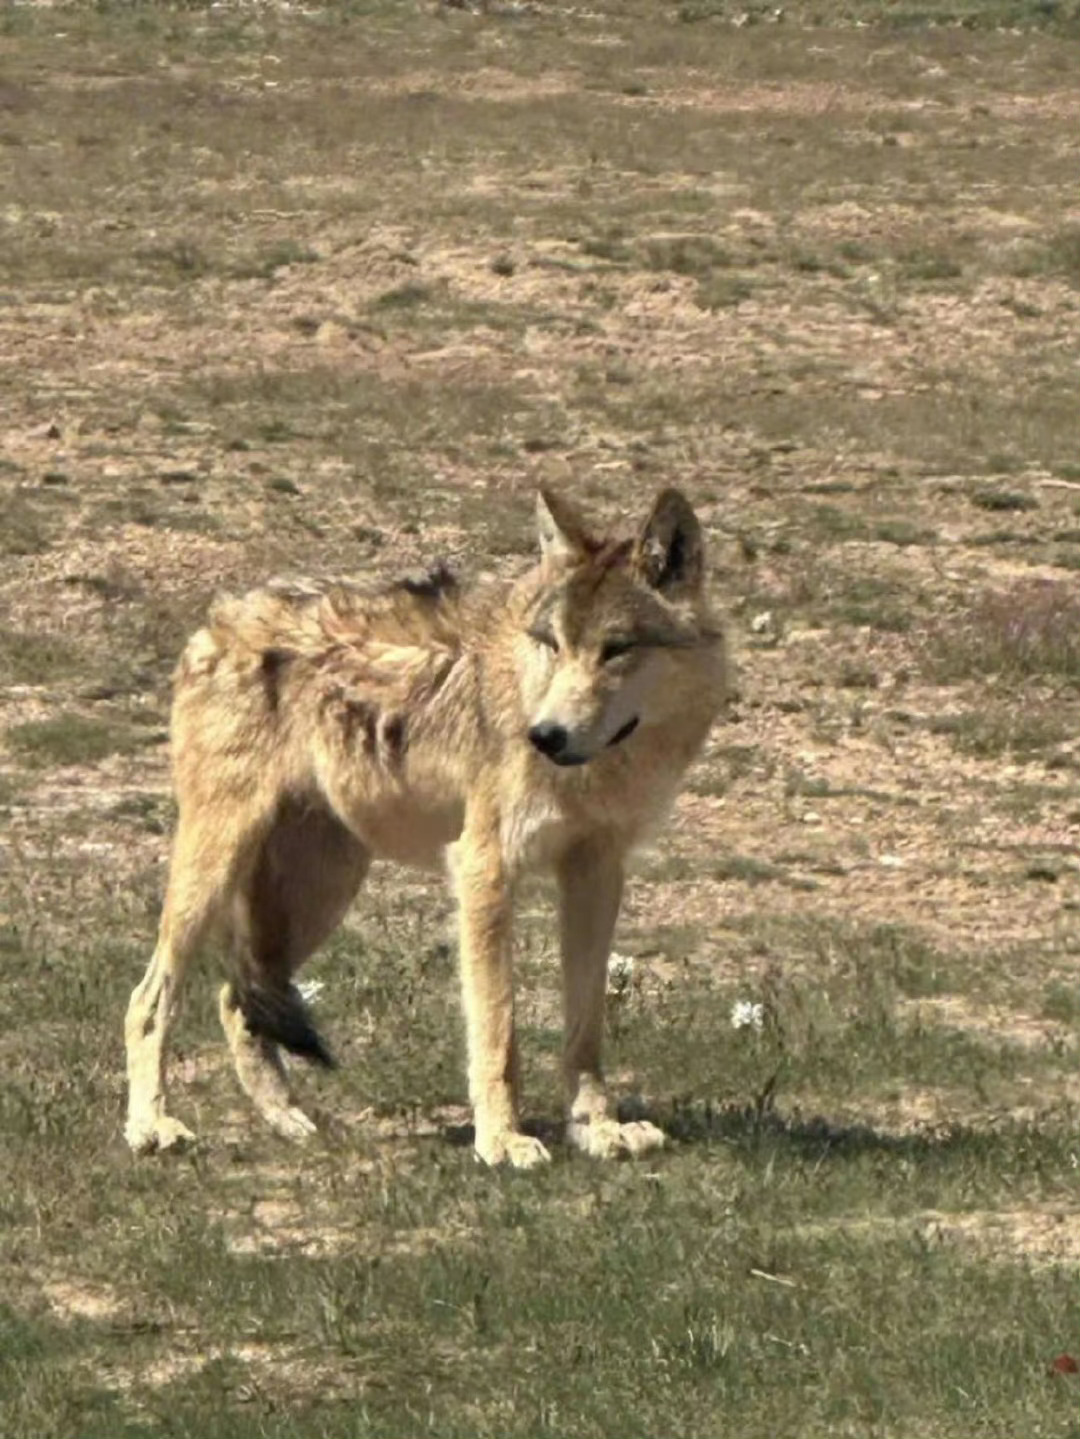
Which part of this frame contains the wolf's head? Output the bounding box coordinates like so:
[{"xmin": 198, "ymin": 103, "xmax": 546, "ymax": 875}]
[{"xmin": 519, "ymin": 486, "xmax": 723, "ymax": 768}]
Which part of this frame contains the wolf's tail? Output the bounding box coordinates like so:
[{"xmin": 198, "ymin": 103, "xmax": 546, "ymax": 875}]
[{"xmin": 235, "ymin": 978, "xmax": 336, "ymax": 1069}]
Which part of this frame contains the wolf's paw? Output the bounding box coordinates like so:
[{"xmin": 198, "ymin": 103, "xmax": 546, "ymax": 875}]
[
  {"xmin": 266, "ymin": 1105, "xmax": 318, "ymax": 1143},
  {"xmin": 475, "ymin": 1131, "xmax": 552, "ymax": 1170},
  {"xmin": 125, "ymin": 1113, "xmax": 196, "ymax": 1155},
  {"xmin": 568, "ymin": 1116, "xmax": 666, "ymax": 1160}
]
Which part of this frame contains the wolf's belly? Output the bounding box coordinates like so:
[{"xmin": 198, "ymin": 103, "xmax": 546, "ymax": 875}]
[{"xmin": 350, "ymin": 797, "xmax": 465, "ymax": 871}]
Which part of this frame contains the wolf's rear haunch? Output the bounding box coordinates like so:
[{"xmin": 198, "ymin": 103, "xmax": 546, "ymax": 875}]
[{"xmin": 124, "ymin": 485, "xmax": 730, "ymax": 1167}]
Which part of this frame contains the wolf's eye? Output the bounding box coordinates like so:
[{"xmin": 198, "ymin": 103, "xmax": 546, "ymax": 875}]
[
  {"xmin": 529, "ymin": 628, "xmax": 559, "ymax": 652},
  {"xmin": 600, "ymin": 638, "xmax": 635, "ymax": 664}
]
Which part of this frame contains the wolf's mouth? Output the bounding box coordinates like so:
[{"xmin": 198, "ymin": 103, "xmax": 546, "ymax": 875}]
[
  {"xmin": 537, "ymin": 716, "xmax": 640, "ymax": 767},
  {"xmin": 606, "ymin": 716, "xmax": 639, "ymax": 748}
]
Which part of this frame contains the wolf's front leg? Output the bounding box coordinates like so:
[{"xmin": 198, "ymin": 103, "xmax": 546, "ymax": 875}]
[
  {"xmin": 557, "ymin": 841, "xmax": 666, "ymax": 1160},
  {"xmin": 451, "ymin": 818, "xmax": 550, "ymax": 1170}
]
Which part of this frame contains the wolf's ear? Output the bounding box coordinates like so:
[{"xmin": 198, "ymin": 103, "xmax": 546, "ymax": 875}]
[
  {"xmin": 536, "ymin": 487, "xmax": 591, "ymax": 563},
  {"xmin": 633, "ymin": 488, "xmax": 704, "ymax": 596}
]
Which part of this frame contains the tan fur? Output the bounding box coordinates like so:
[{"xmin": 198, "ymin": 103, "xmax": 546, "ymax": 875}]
[{"xmin": 124, "ymin": 488, "xmax": 730, "ymax": 1166}]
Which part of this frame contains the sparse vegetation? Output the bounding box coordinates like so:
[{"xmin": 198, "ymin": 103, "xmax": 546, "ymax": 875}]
[
  {"xmin": 2, "ymin": 1, "xmax": 1079, "ymax": 1435},
  {"xmin": 922, "ymin": 581, "xmax": 1080, "ymax": 682},
  {"xmin": 7, "ymin": 713, "xmax": 154, "ymax": 768},
  {"xmin": 1, "ymin": 491, "xmax": 69, "ymax": 557},
  {"xmin": 373, "ymin": 282, "xmax": 437, "ymax": 311},
  {"xmin": 971, "ymin": 488, "xmax": 1039, "ymax": 514},
  {"xmin": 1006, "ymin": 223, "xmax": 1080, "ymax": 286},
  {"xmin": 930, "ymin": 705, "xmax": 1073, "ymax": 761},
  {"xmin": 0, "ymin": 630, "xmax": 84, "ymax": 685}
]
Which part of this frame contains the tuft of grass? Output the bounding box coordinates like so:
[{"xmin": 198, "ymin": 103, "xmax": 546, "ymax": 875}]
[
  {"xmin": 1, "ymin": 492, "xmax": 68, "ymax": 557},
  {"xmin": 1041, "ymin": 980, "xmax": 1080, "ymax": 1025},
  {"xmin": 109, "ymin": 792, "xmax": 174, "ymax": 835},
  {"xmin": 872, "ymin": 518, "xmax": 936, "ymax": 547},
  {"xmin": 695, "ymin": 272, "xmax": 754, "ymax": 309},
  {"xmin": 803, "ymin": 504, "xmax": 869, "ymax": 543},
  {"xmin": 0, "ymin": 630, "xmax": 84, "ymax": 685},
  {"xmin": 579, "ymin": 229, "xmax": 634, "ymax": 264},
  {"xmin": 136, "ymin": 238, "xmax": 211, "ymax": 279},
  {"xmin": 713, "ymin": 853, "xmax": 786, "ymax": 885},
  {"xmin": 799, "ymin": 506, "xmax": 931, "ymax": 549},
  {"xmin": 230, "ymin": 239, "xmax": 319, "ymax": 281},
  {"xmin": 372, "ymin": 282, "xmax": 436, "ymax": 310},
  {"xmin": 642, "ymin": 234, "xmax": 733, "ymax": 276},
  {"xmin": 821, "ymin": 575, "xmax": 913, "ymax": 633},
  {"xmin": 6, "ymin": 713, "xmax": 153, "ymax": 767},
  {"xmin": 1006, "ymin": 223, "xmax": 1080, "ymax": 286},
  {"xmin": 838, "ymin": 660, "xmax": 880, "ymax": 689},
  {"xmin": 929, "ymin": 705, "xmax": 1072, "ymax": 760},
  {"xmin": 971, "ymin": 488, "xmax": 1039, "ymax": 514},
  {"xmin": 899, "ymin": 249, "xmax": 964, "ymax": 283},
  {"xmin": 921, "ymin": 580, "xmax": 1080, "ymax": 681}
]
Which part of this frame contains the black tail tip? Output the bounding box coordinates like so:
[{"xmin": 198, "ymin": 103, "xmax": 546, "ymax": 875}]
[{"xmin": 238, "ymin": 983, "xmax": 336, "ymax": 1069}]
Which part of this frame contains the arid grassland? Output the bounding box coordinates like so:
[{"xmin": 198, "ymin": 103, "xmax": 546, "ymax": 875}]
[{"xmin": 1, "ymin": 1, "xmax": 1079, "ymax": 1434}]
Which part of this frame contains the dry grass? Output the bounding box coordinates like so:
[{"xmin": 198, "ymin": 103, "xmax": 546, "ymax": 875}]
[{"xmin": 921, "ymin": 579, "xmax": 1080, "ymax": 682}]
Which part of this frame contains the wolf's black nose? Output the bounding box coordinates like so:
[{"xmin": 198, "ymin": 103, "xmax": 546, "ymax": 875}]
[{"xmin": 529, "ymin": 722, "xmax": 569, "ymax": 759}]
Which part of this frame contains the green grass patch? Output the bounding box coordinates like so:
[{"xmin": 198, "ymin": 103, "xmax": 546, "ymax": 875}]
[
  {"xmin": 1041, "ymin": 980, "xmax": 1080, "ymax": 1026},
  {"xmin": 6, "ymin": 713, "xmax": 153, "ymax": 768},
  {"xmin": 0, "ymin": 491, "xmax": 72, "ymax": 557},
  {"xmin": 229, "ymin": 239, "xmax": 319, "ymax": 282},
  {"xmin": 0, "ymin": 630, "xmax": 85, "ymax": 686},
  {"xmin": 372, "ymin": 281, "xmax": 437, "ymax": 311},
  {"xmin": 1006, "ymin": 223, "xmax": 1080, "ymax": 286},
  {"xmin": 695, "ymin": 272, "xmax": 755, "ymax": 310}
]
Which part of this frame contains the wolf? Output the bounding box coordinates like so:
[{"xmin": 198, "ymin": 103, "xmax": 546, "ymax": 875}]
[{"xmin": 124, "ymin": 486, "xmax": 730, "ymax": 1167}]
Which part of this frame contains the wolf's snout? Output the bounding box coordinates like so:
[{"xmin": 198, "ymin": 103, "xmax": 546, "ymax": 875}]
[{"xmin": 528, "ymin": 721, "xmax": 570, "ymax": 760}]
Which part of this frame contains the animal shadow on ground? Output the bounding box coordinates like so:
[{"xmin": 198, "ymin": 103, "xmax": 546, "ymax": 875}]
[
  {"xmin": 667, "ymin": 1099, "xmax": 1005, "ymax": 1166},
  {"xmin": 430, "ymin": 1098, "xmax": 991, "ymax": 1165}
]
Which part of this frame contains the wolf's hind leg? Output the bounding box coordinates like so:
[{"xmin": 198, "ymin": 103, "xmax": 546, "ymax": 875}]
[
  {"xmin": 558, "ymin": 842, "xmax": 666, "ymax": 1161},
  {"xmin": 219, "ymin": 985, "xmax": 318, "ymax": 1141},
  {"xmin": 224, "ymin": 799, "xmax": 368, "ymax": 1140}
]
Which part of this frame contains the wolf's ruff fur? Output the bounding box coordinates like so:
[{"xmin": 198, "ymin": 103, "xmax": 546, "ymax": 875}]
[{"xmin": 124, "ymin": 487, "xmax": 729, "ymax": 1166}]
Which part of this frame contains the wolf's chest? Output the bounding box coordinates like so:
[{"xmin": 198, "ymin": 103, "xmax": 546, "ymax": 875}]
[{"xmin": 497, "ymin": 788, "xmax": 575, "ymax": 873}]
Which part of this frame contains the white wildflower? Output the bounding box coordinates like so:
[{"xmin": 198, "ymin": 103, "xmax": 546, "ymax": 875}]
[
  {"xmin": 730, "ymin": 999, "xmax": 764, "ymax": 1032},
  {"xmin": 607, "ymin": 952, "xmax": 635, "ymax": 993},
  {"xmin": 296, "ymin": 979, "xmax": 326, "ymax": 1005}
]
